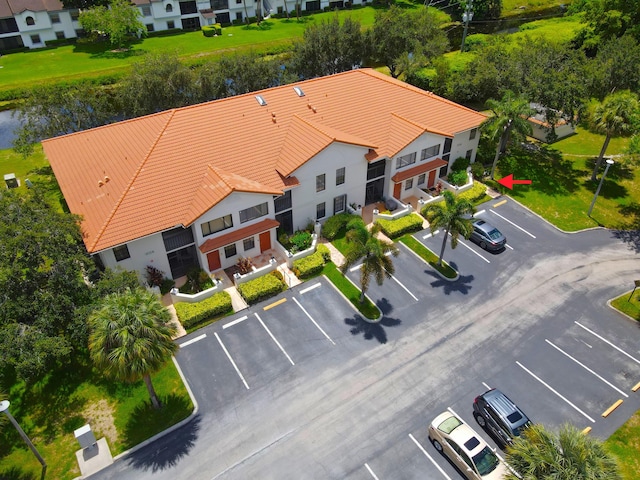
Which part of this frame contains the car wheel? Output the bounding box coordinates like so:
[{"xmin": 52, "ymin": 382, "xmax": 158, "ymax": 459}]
[
  {"xmin": 431, "ymin": 439, "xmax": 443, "ymax": 452},
  {"xmin": 474, "ymin": 413, "xmax": 487, "ymax": 428},
  {"xmin": 479, "ymin": 241, "xmax": 487, "ymax": 250}
]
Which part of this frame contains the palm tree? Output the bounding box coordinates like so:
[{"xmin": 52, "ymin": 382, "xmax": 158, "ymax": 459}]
[
  {"xmin": 587, "ymin": 90, "xmax": 640, "ymax": 181},
  {"xmin": 505, "ymin": 423, "xmax": 622, "ymax": 479},
  {"xmin": 340, "ymin": 220, "xmax": 399, "ymax": 303},
  {"xmin": 422, "ymin": 190, "xmax": 475, "ymax": 266},
  {"xmin": 88, "ymin": 288, "xmax": 177, "ymax": 409},
  {"xmin": 481, "ymin": 90, "xmax": 534, "ymax": 179}
]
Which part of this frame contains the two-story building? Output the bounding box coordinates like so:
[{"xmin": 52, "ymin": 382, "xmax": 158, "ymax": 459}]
[{"xmin": 43, "ymin": 69, "xmax": 486, "ymax": 282}]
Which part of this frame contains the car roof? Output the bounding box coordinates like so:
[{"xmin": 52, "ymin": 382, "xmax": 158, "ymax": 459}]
[
  {"xmin": 433, "ymin": 412, "xmax": 488, "ymax": 457},
  {"xmin": 482, "ymin": 389, "xmax": 529, "ymax": 428},
  {"xmin": 473, "ymin": 219, "xmax": 498, "ymax": 233}
]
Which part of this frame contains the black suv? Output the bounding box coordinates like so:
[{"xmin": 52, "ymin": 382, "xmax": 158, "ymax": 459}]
[{"xmin": 473, "ymin": 389, "xmax": 531, "ymax": 447}]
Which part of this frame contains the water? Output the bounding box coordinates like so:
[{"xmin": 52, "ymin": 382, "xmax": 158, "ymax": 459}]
[{"xmin": 0, "ymin": 110, "xmax": 19, "ymax": 150}]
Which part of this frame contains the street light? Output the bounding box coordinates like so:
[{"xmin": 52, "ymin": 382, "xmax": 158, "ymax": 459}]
[
  {"xmin": 460, "ymin": 0, "xmax": 473, "ymax": 52},
  {"xmin": 587, "ymin": 159, "xmax": 614, "ymax": 216},
  {"xmin": 0, "ymin": 400, "xmax": 47, "ymax": 477}
]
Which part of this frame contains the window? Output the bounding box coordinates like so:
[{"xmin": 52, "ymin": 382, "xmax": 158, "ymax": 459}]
[
  {"xmin": 243, "ymin": 237, "xmax": 255, "ymax": 251},
  {"xmin": 165, "ymin": 3, "xmax": 173, "ymax": 12},
  {"xmin": 49, "ymin": 13, "xmax": 60, "ymax": 23},
  {"xmin": 113, "ymin": 245, "xmax": 130, "ymax": 261},
  {"xmin": 367, "ymin": 160, "xmax": 385, "ymax": 181},
  {"xmin": 179, "ymin": 1, "xmax": 197, "ymax": 14},
  {"xmin": 224, "ymin": 244, "xmax": 237, "ymax": 258},
  {"xmin": 70, "ymin": 9, "xmax": 79, "ymax": 21},
  {"xmin": 469, "ymin": 128, "xmax": 478, "ymax": 140},
  {"xmin": 55, "ymin": 31, "xmax": 65, "ymax": 40},
  {"xmin": 201, "ymin": 214, "xmax": 233, "ymax": 236},
  {"xmin": 235, "ymin": 12, "xmax": 242, "ymax": 20},
  {"xmin": 274, "ymin": 190, "xmax": 292, "ymax": 213},
  {"xmin": 30, "ymin": 34, "xmax": 41, "ymax": 43},
  {"xmin": 236, "ymin": 0, "xmax": 241, "ymax": 3},
  {"xmin": 333, "ymin": 194, "xmax": 346, "ymax": 215},
  {"xmin": 316, "ymin": 202, "xmax": 326, "ymax": 220},
  {"xmin": 443, "ymin": 138, "xmax": 452, "ymax": 154},
  {"xmin": 146, "ymin": 23, "xmax": 154, "ymax": 31},
  {"xmin": 167, "ymin": 20, "xmax": 175, "ymax": 28},
  {"xmin": 417, "ymin": 173, "xmax": 426, "ymax": 185},
  {"xmin": 405, "ymin": 178, "xmax": 413, "ymax": 190},
  {"xmin": 0, "ymin": 18, "xmax": 19, "ymax": 34},
  {"xmin": 211, "ymin": 0, "xmax": 228, "ymax": 9},
  {"xmin": 316, "ymin": 174, "xmax": 325, "ymax": 192},
  {"xmin": 421, "ymin": 145, "xmax": 440, "ymax": 160},
  {"xmin": 465, "ymin": 149, "xmax": 473, "ymax": 160},
  {"xmin": 396, "ymin": 152, "xmax": 416, "ymax": 169},
  {"xmin": 26, "ymin": 16, "xmax": 35, "ymax": 26},
  {"xmin": 239, "ymin": 202, "xmax": 268, "ymax": 223},
  {"xmin": 162, "ymin": 227, "xmax": 194, "ymax": 251},
  {"xmin": 141, "ymin": 5, "xmax": 151, "ymax": 15},
  {"xmin": 336, "ymin": 167, "xmax": 345, "ymax": 186},
  {"xmin": 75, "ymin": 28, "xmax": 85, "ymax": 37}
]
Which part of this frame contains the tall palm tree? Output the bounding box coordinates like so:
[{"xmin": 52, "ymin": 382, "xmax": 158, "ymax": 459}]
[
  {"xmin": 422, "ymin": 190, "xmax": 475, "ymax": 266},
  {"xmin": 505, "ymin": 423, "xmax": 622, "ymax": 479},
  {"xmin": 587, "ymin": 90, "xmax": 639, "ymax": 181},
  {"xmin": 340, "ymin": 220, "xmax": 399, "ymax": 303},
  {"xmin": 481, "ymin": 90, "xmax": 534, "ymax": 179},
  {"xmin": 88, "ymin": 288, "xmax": 177, "ymax": 409}
]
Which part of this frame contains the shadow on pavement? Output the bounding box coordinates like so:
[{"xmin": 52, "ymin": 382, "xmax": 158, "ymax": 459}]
[
  {"xmin": 611, "ymin": 229, "xmax": 640, "ymax": 253},
  {"xmin": 344, "ymin": 313, "xmax": 401, "ymax": 344},
  {"xmin": 425, "ymin": 270, "xmax": 475, "ymax": 295}
]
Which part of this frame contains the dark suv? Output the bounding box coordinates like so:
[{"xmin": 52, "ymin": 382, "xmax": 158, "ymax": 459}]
[{"xmin": 473, "ymin": 389, "xmax": 531, "ymax": 447}]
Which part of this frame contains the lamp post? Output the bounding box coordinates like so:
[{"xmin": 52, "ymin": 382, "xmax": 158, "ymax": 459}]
[
  {"xmin": 587, "ymin": 159, "xmax": 614, "ymax": 216},
  {"xmin": 460, "ymin": 0, "xmax": 473, "ymax": 52},
  {"xmin": 0, "ymin": 400, "xmax": 47, "ymax": 476}
]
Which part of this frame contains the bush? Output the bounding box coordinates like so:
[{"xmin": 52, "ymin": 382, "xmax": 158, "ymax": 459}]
[
  {"xmin": 457, "ymin": 181, "xmax": 489, "ymax": 205},
  {"xmin": 145, "ymin": 265, "xmax": 165, "ymax": 287},
  {"xmin": 471, "ymin": 162, "xmax": 486, "ymax": 180},
  {"xmin": 237, "ymin": 272, "xmax": 285, "ymax": 304},
  {"xmin": 290, "ymin": 231, "xmax": 312, "ymax": 252},
  {"xmin": 292, "ymin": 246, "xmax": 330, "ymax": 279},
  {"xmin": 317, "ymin": 244, "xmax": 331, "ymax": 263},
  {"xmin": 449, "ymin": 169, "xmax": 468, "ymax": 186},
  {"xmin": 322, "ymin": 213, "xmax": 362, "ymax": 240},
  {"xmin": 236, "ymin": 257, "xmax": 253, "ymax": 275},
  {"xmin": 160, "ymin": 277, "xmax": 176, "ymax": 295},
  {"xmin": 202, "ymin": 24, "xmax": 222, "ymax": 36},
  {"xmin": 175, "ymin": 291, "xmax": 233, "ymax": 329},
  {"xmin": 375, "ymin": 213, "xmax": 424, "ymax": 239},
  {"xmin": 451, "ymin": 157, "xmax": 470, "ymax": 172},
  {"xmin": 179, "ymin": 267, "xmax": 213, "ymax": 294}
]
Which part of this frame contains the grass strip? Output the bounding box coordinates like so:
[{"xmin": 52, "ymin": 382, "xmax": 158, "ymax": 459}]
[
  {"xmin": 322, "ymin": 262, "xmax": 380, "ymax": 320},
  {"xmin": 610, "ymin": 292, "xmax": 640, "ymax": 322},
  {"xmin": 398, "ymin": 234, "xmax": 457, "ymax": 279}
]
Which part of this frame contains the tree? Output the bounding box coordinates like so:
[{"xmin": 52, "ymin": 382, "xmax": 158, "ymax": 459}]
[
  {"xmin": 290, "ymin": 16, "xmax": 366, "ymax": 79},
  {"xmin": 422, "ymin": 191, "xmax": 475, "ymax": 266},
  {"xmin": 216, "ymin": 52, "xmax": 288, "ymax": 96},
  {"xmin": 505, "ymin": 423, "xmax": 622, "ymax": 479},
  {"xmin": 61, "ymin": 0, "xmax": 108, "ymax": 9},
  {"xmin": 481, "ymin": 90, "xmax": 534, "ymax": 179},
  {"xmin": 586, "ymin": 35, "xmax": 640, "ymax": 99},
  {"xmin": 570, "ymin": 0, "xmax": 640, "ymax": 53},
  {"xmin": 449, "ymin": 0, "xmax": 502, "ymax": 21},
  {"xmin": 88, "ymin": 288, "xmax": 177, "ymax": 409},
  {"xmin": 79, "ymin": 0, "xmax": 147, "ymax": 49},
  {"xmin": 368, "ymin": 6, "xmax": 448, "ymax": 79},
  {"xmin": 586, "ymin": 90, "xmax": 639, "ymax": 181},
  {"xmin": 340, "ymin": 221, "xmax": 399, "ymax": 303}
]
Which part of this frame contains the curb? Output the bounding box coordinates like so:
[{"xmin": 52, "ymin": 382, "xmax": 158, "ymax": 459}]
[
  {"xmin": 322, "ymin": 274, "xmax": 383, "ymax": 323},
  {"xmin": 606, "ymin": 293, "xmax": 640, "ymax": 325},
  {"xmin": 397, "ymin": 239, "xmax": 460, "ymax": 282}
]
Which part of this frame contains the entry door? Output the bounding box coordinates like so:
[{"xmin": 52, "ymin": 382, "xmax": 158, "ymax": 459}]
[
  {"xmin": 207, "ymin": 250, "xmax": 221, "ymax": 272},
  {"xmin": 427, "ymin": 170, "xmax": 437, "ymax": 188},
  {"xmin": 393, "ymin": 182, "xmax": 401, "ymax": 199},
  {"xmin": 259, "ymin": 231, "xmax": 271, "ymax": 252}
]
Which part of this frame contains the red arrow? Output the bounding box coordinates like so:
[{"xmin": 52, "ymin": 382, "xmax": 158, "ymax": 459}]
[{"xmin": 497, "ymin": 174, "xmax": 532, "ymax": 190}]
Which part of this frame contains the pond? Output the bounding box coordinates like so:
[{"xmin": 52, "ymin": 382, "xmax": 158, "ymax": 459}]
[{"xmin": 0, "ymin": 110, "xmax": 19, "ymax": 150}]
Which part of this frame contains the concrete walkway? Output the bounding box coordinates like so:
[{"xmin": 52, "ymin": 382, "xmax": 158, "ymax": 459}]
[{"xmin": 320, "ymin": 239, "xmax": 345, "ymax": 267}]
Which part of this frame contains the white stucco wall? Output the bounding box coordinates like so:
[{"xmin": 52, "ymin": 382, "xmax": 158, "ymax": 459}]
[{"xmin": 449, "ymin": 128, "xmax": 480, "ymax": 168}]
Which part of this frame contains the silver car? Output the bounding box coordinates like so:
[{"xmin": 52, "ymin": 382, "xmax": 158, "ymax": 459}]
[{"xmin": 470, "ymin": 220, "xmax": 506, "ymax": 251}]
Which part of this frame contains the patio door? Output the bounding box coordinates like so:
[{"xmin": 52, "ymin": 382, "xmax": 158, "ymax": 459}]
[
  {"xmin": 259, "ymin": 231, "xmax": 271, "ymax": 252},
  {"xmin": 207, "ymin": 250, "xmax": 221, "ymax": 272},
  {"xmin": 365, "ymin": 178, "xmax": 384, "ymax": 204},
  {"xmin": 393, "ymin": 182, "xmax": 401, "ymax": 199},
  {"xmin": 427, "ymin": 170, "xmax": 438, "ymax": 188}
]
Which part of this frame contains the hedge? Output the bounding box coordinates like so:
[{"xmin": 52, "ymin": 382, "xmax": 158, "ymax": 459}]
[
  {"xmin": 202, "ymin": 23, "xmax": 222, "ymax": 37},
  {"xmin": 375, "ymin": 213, "xmax": 424, "ymax": 239},
  {"xmin": 457, "ymin": 181, "xmax": 490, "ymax": 205},
  {"xmin": 322, "ymin": 213, "xmax": 362, "ymax": 240},
  {"xmin": 174, "ymin": 290, "xmax": 233, "ymax": 329},
  {"xmin": 237, "ymin": 272, "xmax": 285, "ymax": 305},
  {"xmin": 292, "ymin": 244, "xmax": 330, "ymax": 279}
]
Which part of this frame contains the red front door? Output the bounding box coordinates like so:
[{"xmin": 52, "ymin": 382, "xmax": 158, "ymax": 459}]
[
  {"xmin": 207, "ymin": 250, "xmax": 221, "ymax": 271},
  {"xmin": 427, "ymin": 170, "xmax": 437, "ymax": 188},
  {"xmin": 259, "ymin": 231, "xmax": 271, "ymax": 253},
  {"xmin": 393, "ymin": 182, "xmax": 402, "ymax": 199}
]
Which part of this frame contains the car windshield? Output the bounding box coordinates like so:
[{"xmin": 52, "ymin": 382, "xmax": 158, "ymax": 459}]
[
  {"xmin": 487, "ymin": 229, "xmax": 502, "ymax": 240},
  {"xmin": 437, "ymin": 415, "xmax": 462, "ymax": 434},
  {"xmin": 473, "ymin": 446, "xmax": 500, "ymax": 476}
]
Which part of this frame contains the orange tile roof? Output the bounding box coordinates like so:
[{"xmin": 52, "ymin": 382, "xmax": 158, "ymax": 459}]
[
  {"xmin": 199, "ymin": 218, "xmax": 280, "ymax": 253},
  {"xmin": 43, "ymin": 69, "xmax": 486, "ymax": 253},
  {"xmin": 391, "ymin": 158, "xmax": 448, "ymax": 182}
]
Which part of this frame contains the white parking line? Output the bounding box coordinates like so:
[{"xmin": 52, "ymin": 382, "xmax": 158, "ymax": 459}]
[
  {"xmin": 364, "ymin": 463, "xmax": 380, "ymax": 480},
  {"xmin": 300, "ymin": 283, "xmax": 321, "ymax": 294},
  {"xmin": 448, "ymin": 233, "xmax": 490, "ymax": 264},
  {"xmin": 423, "ymin": 229, "xmax": 440, "ymax": 239},
  {"xmin": 255, "ymin": 313, "xmax": 295, "ymax": 366},
  {"xmin": 489, "ymin": 210, "xmax": 536, "ymax": 238},
  {"xmin": 389, "ymin": 272, "xmax": 419, "ymax": 301},
  {"xmin": 505, "ymin": 243, "xmax": 514, "ymax": 250},
  {"xmin": 545, "ymin": 339, "xmax": 628, "ymax": 398},
  {"xmin": 223, "ymin": 315, "xmax": 248, "ymax": 329},
  {"xmin": 214, "ymin": 332, "xmax": 249, "ymax": 390},
  {"xmin": 574, "ymin": 322, "xmax": 640, "ymax": 366},
  {"xmin": 179, "ymin": 333, "xmax": 207, "ymax": 348},
  {"xmin": 482, "ymin": 382, "xmax": 492, "ymax": 390},
  {"xmin": 292, "ymin": 297, "xmax": 335, "ymax": 345},
  {"xmin": 474, "ymin": 209, "xmax": 486, "ymax": 216},
  {"xmin": 409, "ymin": 433, "xmax": 452, "ymax": 480},
  {"xmin": 516, "ymin": 361, "xmax": 595, "ymax": 423}
]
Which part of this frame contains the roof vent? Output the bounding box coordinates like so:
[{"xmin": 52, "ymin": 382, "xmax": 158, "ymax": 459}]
[
  {"xmin": 293, "ymin": 86, "xmax": 305, "ymax": 97},
  {"xmin": 104, "ymin": 175, "xmax": 110, "ymax": 183},
  {"xmin": 255, "ymin": 95, "xmax": 267, "ymax": 106}
]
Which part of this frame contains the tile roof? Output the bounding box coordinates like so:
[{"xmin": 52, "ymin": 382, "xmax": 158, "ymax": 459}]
[
  {"xmin": 43, "ymin": 69, "xmax": 486, "ymax": 253},
  {"xmin": 6, "ymin": 0, "xmax": 62, "ymax": 13},
  {"xmin": 199, "ymin": 218, "xmax": 280, "ymax": 253},
  {"xmin": 391, "ymin": 158, "xmax": 448, "ymax": 182}
]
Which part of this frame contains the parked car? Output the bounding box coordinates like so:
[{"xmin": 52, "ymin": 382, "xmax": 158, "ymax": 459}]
[
  {"xmin": 473, "ymin": 389, "xmax": 532, "ymax": 447},
  {"xmin": 428, "ymin": 411, "xmax": 507, "ymax": 480},
  {"xmin": 469, "ymin": 220, "xmax": 506, "ymax": 251}
]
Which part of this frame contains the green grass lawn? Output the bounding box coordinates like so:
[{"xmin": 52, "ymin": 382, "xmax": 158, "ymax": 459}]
[
  {"xmin": 610, "ymin": 291, "xmax": 640, "ymax": 322},
  {"xmin": 0, "ymin": 357, "xmax": 193, "ymax": 480},
  {"xmin": 322, "ymin": 262, "xmax": 380, "ymax": 320}
]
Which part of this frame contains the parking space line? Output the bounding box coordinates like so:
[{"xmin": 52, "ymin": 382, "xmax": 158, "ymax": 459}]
[
  {"xmin": 214, "ymin": 332, "xmax": 249, "ymax": 390},
  {"xmin": 255, "ymin": 313, "xmax": 295, "ymax": 366},
  {"xmin": 448, "ymin": 233, "xmax": 490, "ymax": 263},
  {"xmin": 292, "ymin": 297, "xmax": 335, "ymax": 345},
  {"xmin": 489, "ymin": 210, "xmax": 536, "ymax": 238},
  {"xmin": 517, "ymin": 361, "xmax": 595, "ymax": 423},
  {"xmin": 388, "ymin": 271, "xmax": 419, "ymax": 301},
  {"xmin": 493, "ymin": 200, "xmax": 507, "ymax": 208},
  {"xmin": 408, "ymin": 433, "xmax": 452, "ymax": 480},
  {"xmin": 300, "ymin": 283, "xmax": 321, "ymax": 294},
  {"xmin": 574, "ymin": 322, "xmax": 640, "ymax": 366},
  {"xmin": 423, "ymin": 229, "xmax": 440, "ymax": 239},
  {"xmin": 364, "ymin": 463, "xmax": 380, "ymax": 480},
  {"xmin": 474, "ymin": 209, "xmax": 486, "ymax": 216},
  {"xmin": 545, "ymin": 339, "xmax": 628, "ymax": 397},
  {"xmin": 482, "ymin": 382, "xmax": 491, "ymax": 390},
  {"xmin": 264, "ymin": 298, "xmax": 287, "ymax": 310},
  {"xmin": 179, "ymin": 333, "xmax": 207, "ymax": 348},
  {"xmin": 223, "ymin": 315, "xmax": 248, "ymax": 329},
  {"xmin": 505, "ymin": 243, "xmax": 514, "ymax": 250}
]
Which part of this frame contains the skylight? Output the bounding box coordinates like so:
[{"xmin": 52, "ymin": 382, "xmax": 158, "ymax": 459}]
[
  {"xmin": 293, "ymin": 86, "xmax": 305, "ymax": 97},
  {"xmin": 255, "ymin": 95, "xmax": 267, "ymax": 106}
]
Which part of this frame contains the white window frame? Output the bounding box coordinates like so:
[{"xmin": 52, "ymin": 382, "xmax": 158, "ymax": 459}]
[
  {"xmin": 396, "ymin": 152, "xmax": 416, "ymax": 169},
  {"xmin": 421, "ymin": 145, "xmax": 440, "ymax": 160}
]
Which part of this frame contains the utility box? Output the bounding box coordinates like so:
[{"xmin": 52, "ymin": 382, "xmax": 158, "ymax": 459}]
[
  {"xmin": 74, "ymin": 424, "xmax": 97, "ymax": 450},
  {"xmin": 4, "ymin": 173, "xmax": 18, "ymax": 189}
]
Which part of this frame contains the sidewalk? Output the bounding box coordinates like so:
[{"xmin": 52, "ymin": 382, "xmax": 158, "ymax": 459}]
[{"xmin": 320, "ymin": 239, "xmax": 344, "ymax": 267}]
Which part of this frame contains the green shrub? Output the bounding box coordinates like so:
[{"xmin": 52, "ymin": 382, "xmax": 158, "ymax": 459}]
[
  {"xmin": 471, "ymin": 162, "xmax": 486, "ymax": 180},
  {"xmin": 449, "ymin": 169, "xmax": 468, "ymax": 186},
  {"xmin": 451, "ymin": 157, "xmax": 470, "ymax": 172},
  {"xmin": 175, "ymin": 291, "xmax": 233, "ymax": 329},
  {"xmin": 322, "ymin": 213, "xmax": 362, "ymax": 240},
  {"xmin": 317, "ymin": 243, "xmax": 331, "ymax": 263},
  {"xmin": 375, "ymin": 213, "xmax": 424, "ymax": 239},
  {"xmin": 457, "ymin": 181, "xmax": 489, "ymax": 205},
  {"xmin": 292, "ymin": 247, "xmax": 329, "ymax": 279},
  {"xmin": 202, "ymin": 25, "xmax": 216, "ymax": 37},
  {"xmin": 179, "ymin": 267, "xmax": 213, "ymax": 294},
  {"xmin": 160, "ymin": 277, "xmax": 176, "ymax": 295},
  {"xmin": 290, "ymin": 230, "xmax": 312, "ymax": 252},
  {"xmin": 237, "ymin": 272, "xmax": 285, "ymax": 304}
]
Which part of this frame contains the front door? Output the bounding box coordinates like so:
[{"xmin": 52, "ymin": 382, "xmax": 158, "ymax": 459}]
[
  {"xmin": 207, "ymin": 250, "xmax": 221, "ymax": 272},
  {"xmin": 365, "ymin": 178, "xmax": 384, "ymax": 204},
  {"xmin": 393, "ymin": 182, "xmax": 401, "ymax": 199},
  {"xmin": 259, "ymin": 231, "xmax": 271, "ymax": 252},
  {"xmin": 427, "ymin": 169, "xmax": 437, "ymax": 188}
]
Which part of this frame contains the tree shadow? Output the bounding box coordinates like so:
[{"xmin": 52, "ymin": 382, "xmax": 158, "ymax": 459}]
[
  {"xmin": 611, "ymin": 229, "xmax": 640, "ymax": 253},
  {"xmin": 72, "ymin": 41, "xmax": 146, "ymax": 59},
  {"xmin": 425, "ymin": 270, "xmax": 474, "ymax": 295},
  {"xmin": 126, "ymin": 413, "xmax": 201, "ymax": 473},
  {"xmin": 0, "ymin": 466, "xmax": 37, "ymax": 480},
  {"xmin": 581, "ymin": 177, "xmax": 628, "ymax": 200},
  {"xmin": 344, "ymin": 314, "xmax": 401, "ymax": 344},
  {"xmin": 376, "ymin": 297, "xmax": 393, "ymax": 316}
]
